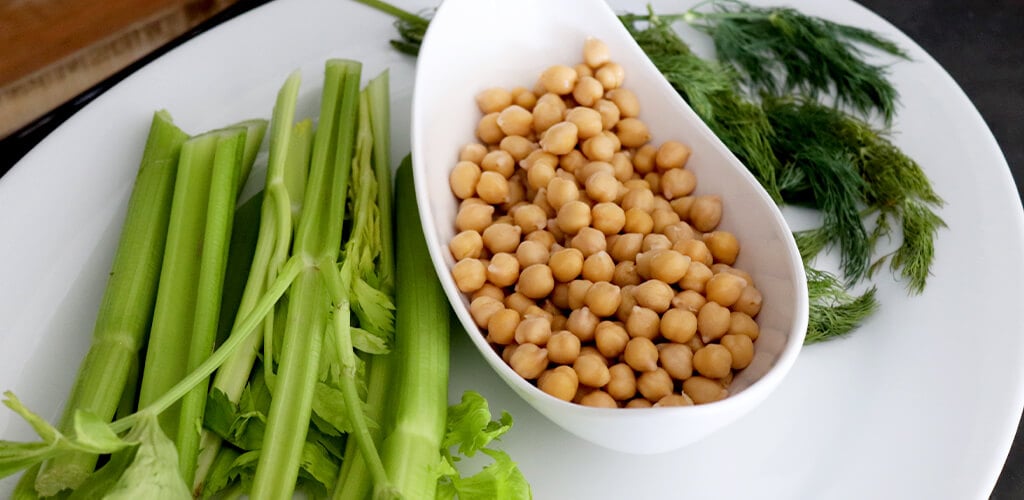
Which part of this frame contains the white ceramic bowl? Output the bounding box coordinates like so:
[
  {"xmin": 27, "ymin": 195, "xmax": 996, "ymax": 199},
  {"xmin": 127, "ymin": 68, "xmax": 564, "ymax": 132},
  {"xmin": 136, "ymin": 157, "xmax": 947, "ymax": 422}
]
[{"xmin": 411, "ymin": 0, "xmax": 808, "ymax": 454}]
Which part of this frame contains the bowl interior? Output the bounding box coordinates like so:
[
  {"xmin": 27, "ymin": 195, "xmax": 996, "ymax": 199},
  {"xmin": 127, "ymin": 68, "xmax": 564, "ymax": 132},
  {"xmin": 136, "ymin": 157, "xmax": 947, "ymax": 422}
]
[{"xmin": 411, "ymin": 0, "xmax": 808, "ymax": 453}]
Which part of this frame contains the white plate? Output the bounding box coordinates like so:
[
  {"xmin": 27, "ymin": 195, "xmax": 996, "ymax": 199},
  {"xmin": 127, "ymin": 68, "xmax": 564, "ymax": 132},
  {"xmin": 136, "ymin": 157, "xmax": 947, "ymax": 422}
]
[{"xmin": 1, "ymin": 0, "xmax": 1020, "ymax": 498}]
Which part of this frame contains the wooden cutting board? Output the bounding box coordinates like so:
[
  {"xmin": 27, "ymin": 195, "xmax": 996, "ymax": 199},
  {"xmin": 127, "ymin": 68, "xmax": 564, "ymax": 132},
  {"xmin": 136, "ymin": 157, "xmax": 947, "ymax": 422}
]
[{"xmin": 0, "ymin": 0, "xmax": 242, "ymax": 139}]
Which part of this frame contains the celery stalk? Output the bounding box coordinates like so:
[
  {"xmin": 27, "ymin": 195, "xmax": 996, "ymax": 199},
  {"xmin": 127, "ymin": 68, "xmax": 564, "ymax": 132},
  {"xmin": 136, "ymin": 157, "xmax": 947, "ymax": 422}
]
[
  {"xmin": 34, "ymin": 111, "xmax": 187, "ymax": 496},
  {"xmin": 379, "ymin": 158, "xmax": 450, "ymax": 498},
  {"xmin": 176, "ymin": 128, "xmax": 248, "ymax": 484},
  {"xmin": 250, "ymin": 59, "xmax": 362, "ymax": 500}
]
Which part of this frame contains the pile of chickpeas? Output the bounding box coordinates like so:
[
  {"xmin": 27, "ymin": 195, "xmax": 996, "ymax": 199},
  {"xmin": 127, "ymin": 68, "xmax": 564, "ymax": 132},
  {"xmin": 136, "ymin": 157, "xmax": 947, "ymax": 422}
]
[{"xmin": 447, "ymin": 38, "xmax": 762, "ymax": 408}]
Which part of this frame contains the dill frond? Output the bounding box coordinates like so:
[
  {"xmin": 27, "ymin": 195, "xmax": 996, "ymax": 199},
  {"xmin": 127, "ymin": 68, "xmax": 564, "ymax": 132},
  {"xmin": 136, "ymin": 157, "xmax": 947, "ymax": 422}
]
[
  {"xmin": 889, "ymin": 199, "xmax": 946, "ymax": 294},
  {"xmin": 805, "ymin": 267, "xmax": 879, "ymax": 344},
  {"xmin": 685, "ymin": 0, "xmax": 909, "ymax": 123}
]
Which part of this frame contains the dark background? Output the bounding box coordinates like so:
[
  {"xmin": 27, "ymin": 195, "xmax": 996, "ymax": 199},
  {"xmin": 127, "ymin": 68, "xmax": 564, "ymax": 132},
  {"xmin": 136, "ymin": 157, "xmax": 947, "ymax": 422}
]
[
  {"xmin": 857, "ymin": 0, "xmax": 1024, "ymax": 497},
  {"xmin": 0, "ymin": 0, "xmax": 1021, "ymax": 496}
]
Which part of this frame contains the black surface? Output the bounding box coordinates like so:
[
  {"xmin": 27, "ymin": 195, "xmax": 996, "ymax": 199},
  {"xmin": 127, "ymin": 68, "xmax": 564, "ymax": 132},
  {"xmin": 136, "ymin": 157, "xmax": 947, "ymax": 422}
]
[
  {"xmin": 0, "ymin": 0, "xmax": 1022, "ymax": 496},
  {"xmin": 855, "ymin": 3, "xmax": 1024, "ymax": 497}
]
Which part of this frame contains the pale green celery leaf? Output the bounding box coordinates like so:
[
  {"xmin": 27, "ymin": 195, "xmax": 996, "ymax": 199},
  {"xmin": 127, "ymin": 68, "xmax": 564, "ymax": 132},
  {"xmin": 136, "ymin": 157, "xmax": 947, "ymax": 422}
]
[
  {"xmin": 351, "ymin": 327, "xmax": 389, "ymax": 354},
  {"xmin": 0, "ymin": 442, "xmax": 62, "ymax": 478},
  {"xmin": 72, "ymin": 411, "xmax": 127, "ymax": 452},
  {"xmin": 199, "ymin": 446, "xmax": 240, "ymax": 500},
  {"xmin": 3, "ymin": 393, "xmax": 59, "ymax": 443},
  {"xmin": 67, "ymin": 443, "xmax": 137, "ymax": 500},
  {"xmin": 310, "ymin": 381, "xmax": 378, "ymax": 437},
  {"xmin": 203, "ymin": 389, "xmax": 266, "ymax": 451},
  {"xmin": 443, "ymin": 392, "xmax": 513, "ymax": 457},
  {"xmin": 352, "ymin": 277, "xmax": 395, "ymax": 339},
  {"xmin": 296, "ymin": 440, "xmax": 338, "ymax": 495},
  {"xmin": 203, "ymin": 390, "xmax": 237, "ymax": 440},
  {"xmin": 103, "ymin": 413, "xmax": 190, "ymax": 500},
  {"xmin": 438, "ymin": 449, "xmax": 532, "ymax": 500}
]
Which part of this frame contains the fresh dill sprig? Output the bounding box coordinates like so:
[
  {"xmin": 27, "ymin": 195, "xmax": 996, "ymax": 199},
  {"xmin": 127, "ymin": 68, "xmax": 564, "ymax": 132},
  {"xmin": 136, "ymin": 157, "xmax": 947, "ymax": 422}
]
[
  {"xmin": 684, "ymin": 0, "xmax": 909, "ymax": 123},
  {"xmin": 354, "ymin": 0, "xmax": 431, "ymax": 56},
  {"xmin": 805, "ymin": 267, "xmax": 879, "ymax": 344}
]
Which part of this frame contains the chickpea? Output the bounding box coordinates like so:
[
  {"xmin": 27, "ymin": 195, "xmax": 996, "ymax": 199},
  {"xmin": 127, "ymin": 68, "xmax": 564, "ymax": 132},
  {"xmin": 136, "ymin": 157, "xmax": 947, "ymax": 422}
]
[
  {"xmin": 566, "ymin": 306, "xmax": 600, "ymax": 342},
  {"xmin": 545, "ymin": 247, "xmax": 581, "ymax": 282},
  {"xmin": 486, "ymin": 253, "xmax": 520, "ymax": 288},
  {"xmin": 654, "ymin": 394, "xmax": 695, "ymax": 407},
  {"xmin": 616, "ymin": 285, "xmax": 637, "ymax": 321},
  {"xmin": 697, "ymin": 301, "xmax": 731, "ymax": 343},
  {"xmin": 583, "ymin": 37, "xmax": 611, "ymax": 68},
  {"xmin": 472, "ymin": 283, "xmax": 505, "ymax": 303},
  {"xmin": 689, "ymin": 194, "xmax": 723, "ymax": 232},
  {"xmin": 540, "ymin": 65, "xmax": 578, "ymax": 95},
  {"xmin": 621, "ymin": 188, "xmax": 655, "ymax": 213},
  {"xmin": 581, "ymin": 133, "xmax": 616, "ymax": 162},
  {"xmin": 556, "ymin": 201, "xmax": 592, "ymax": 235},
  {"xmin": 633, "ymin": 280, "xmax": 674, "ymax": 313},
  {"xmin": 547, "ymin": 330, "xmax": 582, "ymax": 365},
  {"xmin": 693, "ymin": 344, "xmax": 733, "ymax": 379},
  {"xmin": 585, "ymin": 282, "xmax": 622, "ymax": 317},
  {"xmin": 551, "ymin": 313, "xmax": 568, "ymax": 331},
  {"xmin": 532, "ymin": 93, "xmax": 566, "ymax": 133},
  {"xmin": 649, "ymin": 209, "xmax": 679, "ymax": 235},
  {"xmin": 659, "ymin": 343, "xmax": 694, "ymax": 380},
  {"xmin": 729, "ymin": 311, "xmax": 760, "ymax": 341},
  {"xmin": 712, "ymin": 264, "xmax": 754, "ymax": 288},
  {"xmin": 476, "ymin": 112, "xmax": 505, "ymax": 144},
  {"xmin": 670, "ymin": 196, "xmax": 695, "ymax": 220},
  {"xmin": 614, "ymin": 117, "xmax": 647, "ymax": 148},
  {"xmin": 705, "ymin": 272, "xmax": 747, "ymax": 307},
  {"xmin": 675, "ymin": 238, "xmax": 713, "ymax": 267},
  {"xmin": 660, "ymin": 307, "xmax": 698, "ymax": 344},
  {"xmin": 594, "ymin": 62, "xmax": 625, "ymax": 90},
  {"xmin": 625, "ymin": 306, "xmax": 660, "ymax": 340},
  {"xmin": 452, "ymin": 258, "xmax": 486, "ymax": 293},
  {"xmin": 501, "ymin": 344, "xmax": 518, "ymax": 364},
  {"xmin": 683, "ymin": 376, "xmax": 729, "ymax": 404},
  {"xmin": 449, "ymin": 230, "xmax": 483, "ymax": 261},
  {"xmin": 568, "ymin": 77, "xmax": 602, "ymax": 109},
  {"xmin": 514, "ymin": 240, "xmax": 547, "ymax": 269},
  {"xmin": 626, "ymin": 398, "xmax": 653, "ymax": 409},
  {"xmin": 644, "ymin": 172, "xmax": 661, "ymax": 194},
  {"xmin": 486, "ymin": 308, "xmax": 520, "ymax": 345},
  {"xmin": 679, "ymin": 261, "xmax": 714, "ymax": 294},
  {"xmin": 560, "ymin": 149, "xmax": 587, "ymax": 174},
  {"xmin": 574, "ymin": 160, "xmax": 612, "ymax": 184},
  {"xmin": 479, "ymin": 151, "xmax": 514, "ymax": 179},
  {"xmin": 511, "ymin": 86, "xmax": 538, "ymax": 110},
  {"xmin": 509, "ymin": 206, "xmax": 544, "ymax": 235},
  {"xmin": 574, "ymin": 353, "xmax": 612, "ymax": 388},
  {"xmin": 476, "ymin": 87, "xmax": 512, "ymax": 114},
  {"xmin": 634, "ymin": 249, "xmax": 659, "ymax": 279},
  {"xmin": 505, "ymin": 292, "xmax": 535, "ymax": 315},
  {"xmin": 509, "ymin": 343, "xmax": 549, "ymax": 380},
  {"xmin": 582, "ymin": 251, "xmax": 615, "ymax": 282},
  {"xmin": 612, "ymin": 261, "xmax": 642, "ymax": 287},
  {"xmin": 592, "ymin": 321, "xmax": 627, "ymax": 359},
  {"xmin": 623, "ymin": 208, "xmax": 654, "ymax": 234},
  {"xmin": 476, "ymin": 171, "xmax": 509, "ymax": 204},
  {"xmin": 479, "ymin": 222, "xmax": 520, "ymax": 254},
  {"xmin": 721, "ymin": 334, "xmax": 754, "ymax": 369},
  {"xmin": 538, "ymin": 366, "xmax": 579, "ymax": 402},
  {"xmin": 511, "ymin": 315, "xmax": 549, "ymax": 346},
  {"xmin": 469, "ymin": 296, "xmax": 504, "ymax": 328},
  {"xmin": 624, "ymin": 337, "xmax": 659, "ymax": 372},
  {"xmin": 641, "ymin": 233, "xmax": 672, "ymax": 253},
  {"xmin": 672, "ymin": 289, "xmax": 707, "ymax": 313},
  {"xmin": 651, "ymin": 249, "xmax": 692, "ymax": 284},
  {"xmin": 590, "ymin": 202, "xmax": 626, "ymax": 235},
  {"xmin": 606, "ymin": 363, "xmax": 637, "ymax": 400},
  {"xmin": 635, "ymin": 368, "xmax": 672, "ymax": 402},
  {"xmin": 544, "ymin": 177, "xmax": 579, "ymax": 211},
  {"xmin": 660, "ymin": 168, "xmax": 697, "ymax": 199},
  {"xmin": 579, "ymin": 390, "xmax": 617, "ymax": 408},
  {"xmin": 459, "ymin": 143, "xmax": 488, "ymax": 164},
  {"xmin": 567, "ymin": 279, "xmax": 593, "ymax": 310},
  {"xmin": 574, "ymin": 63, "xmax": 593, "ymax": 80},
  {"xmin": 550, "ymin": 282, "xmax": 571, "ymax": 309},
  {"xmin": 525, "ymin": 228, "xmax": 556, "ymax": 249},
  {"xmin": 608, "ymin": 233, "xmax": 643, "ymax": 262},
  {"xmin": 593, "ymin": 98, "xmax": 620, "ymax": 130},
  {"xmin": 449, "ymin": 161, "xmax": 481, "ymax": 200},
  {"xmin": 517, "ymin": 264, "xmax": 555, "ymax": 299},
  {"xmin": 567, "ymin": 227, "xmax": 603, "ymax": 257},
  {"xmin": 733, "ymin": 285, "xmax": 763, "ymax": 318},
  {"xmin": 655, "ymin": 140, "xmax": 692, "ymax": 171},
  {"xmin": 540, "ymin": 121, "xmax": 579, "ymax": 155},
  {"xmin": 684, "ymin": 334, "xmax": 705, "ymax": 353},
  {"xmin": 663, "ymin": 221, "xmax": 698, "ymax": 244},
  {"xmin": 585, "ymin": 171, "xmax": 619, "ymax": 204},
  {"xmin": 609, "ymin": 152, "xmax": 633, "ymax": 182}
]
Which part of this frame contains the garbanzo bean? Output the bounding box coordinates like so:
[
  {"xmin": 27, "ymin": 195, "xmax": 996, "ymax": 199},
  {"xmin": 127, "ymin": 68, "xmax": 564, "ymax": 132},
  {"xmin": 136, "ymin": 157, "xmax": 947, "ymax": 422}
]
[
  {"xmin": 644, "ymin": 172, "xmax": 661, "ymax": 194},
  {"xmin": 566, "ymin": 306, "xmax": 600, "ymax": 342},
  {"xmin": 547, "ymin": 330, "xmax": 582, "ymax": 364},
  {"xmin": 672, "ymin": 289, "xmax": 707, "ymax": 313},
  {"xmin": 515, "ymin": 315, "xmax": 553, "ymax": 346},
  {"xmin": 609, "ymin": 232, "xmax": 643, "ymax": 262},
  {"xmin": 476, "ymin": 87, "xmax": 512, "ymax": 114},
  {"xmin": 705, "ymin": 272, "xmax": 747, "ymax": 307},
  {"xmin": 594, "ymin": 62, "xmax": 625, "ymax": 90},
  {"xmin": 486, "ymin": 308, "xmax": 520, "ymax": 345},
  {"xmin": 703, "ymin": 232, "xmax": 740, "ymax": 266},
  {"xmin": 626, "ymin": 398, "xmax": 653, "ymax": 408},
  {"xmin": 733, "ymin": 285, "xmax": 763, "ymax": 318},
  {"xmin": 616, "ymin": 118, "xmax": 650, "ymax": 148},
  {"xmin": 606, "ymin": 88, "xmax": 640, "ymax": 118},
  {"xmin": 616, "ymin": 285, "xmax": 637, "ymax": 322},
  {"xmin": 538, "ymin": 366, "xmax": 579, "ymax": 401},
  {"xmin": 655, "ymin": 140, "xmax": 692, "ymax": 171},
  {"xmin": 511, "ymin": 205, "xmax": 546, "ymax": 234},
  {"xmin": 532, "ymin": 93, "xmax": 566, "ymax": 133},
  {"xmin": 540, "ymin": 65, "xmax": 578, "ymax": 95},
  {"xmin": 669, "ymin": 196, "xmax": 694, "ymax": 220},
  {"xmin": 728, "ymin": 311, "xmax": 760, "ymax": 341},
  {"xmin": 595, "ymin": 321, "xmax": 630, "ymax": 358},
  {"xmin": 570, "ymin": 227, "xmax": 606, "ymax": 257},
  {"xmin": 649, "ymin": 249, "xmax": 691, "ymax": 284},
  {"xmin": 560, "ymin": 149, "xmax": 587, "ymax": 174},
  {"xmin": 449, "ymin": 161, "xmax": 481, "ymax": 200},
  {"xmin": 574, "ymin": 353, "xmax": 611, "ymax": 388},
  {"xmin": 515, "ymin": 240, "xmax": 549, "ymax": 268},
  {"xmin": 572, "ymin": 76, "xmax": 605, "ymax": 108},
  {"xmin": 683, "ymin": 376, "xmax": 728, "ymax": 404},
  {"xmin": 496, "ymin": 105, "xmax": 533, "ymax": 137},
  {"xmin": 585, "ymin": 281, "xmax": 622, "ymax": 317},
  {"xmin": 689, "ymin": 194, "xmax": 723, "ymax": 232},
  {"xmin": 697, "ymin": 301, "xmax": 731, "ymax": 343},
  {"xmin": 540, "ymin": 121, "xmax": 579, "ymax": 155},
  {"xmin": 593, "ymin": 98, "xmax": 620, "ymax": 130},
  {"xmin": 583, "ymin": 37, "xmax": 611, "ymax": 68},
  {"xmin": 693, "ymin": 344, "xmax": 732, "ymax": 379},
  {"xmin": 623, "ymin": 207, "xmax": 654, "ymax": 234},
  {"xmin": 481, "ymin": 222, "xmax": 521, "ymax": 254},
  {"xmin": 517, "ymin": 264, "xmax": 555, "ymax": 299},
  {"xmin": 509, "ymin": 343, "xmax": 549, "ymax": 380},
  {"xmin": 449, "ymin": 230, "xmax": 483, "ymax": 260},
  {"xmin": 661, "ymin": 168, "xmax": 697, "ymax": 200},
  {"xmin": 556, "ymin": 200, "xmax": 591, "ymax": 235},
  {"xmin": 663, "ymin": 221, "xmax": 698, "ymax": 244},
  {"xmin": 712, "ymin": 264, "xmax": 754, "ymax": 288},
  {"xmin": 675, "ymin": 237, "xmax": 714, "ymax": 267},
  {"xmin": 660, "ymin": 307, "xmax": 698, "ymax": 344},
  {"xmin": 453, "ymin": 258, "xmax": 486, "ymax": 293},
  {"xmin": 476, "ymin": 171, "xmax": 509, "ymax": 204},
  {"xmin": 659, "ymin": 343, "xmax": 694, "ymax": 380},
  {"xmin": 548, "ymin": 247, "xmax": 584, "ymax": 282},
  {"xmin": 486, "ymin": 252, "xmax": 520, "ymax": 287},
  {"xmin": 574, "ymin": 63, "xmax": 593, "ymax": 79},
  {"xmin": 579, "ymin": 390, "xmax": 617, "ymax": 408},
  {"xmin": 633, "ymin": 280, "xmax": 674, "ymax": 313},
  {"xmin": 472, "ymin": 283, "xmax": 505, "ymax": 303},
  {"xmin": 480, "ymin": 150, "xmax": 514, "ymax": 178},
  {"xmin": 591, "ymin": 202, "xmax": 626, "ymax": 235},
  {"xmin": 476, "ymin": 112, "xmax": 505, "ymax": 144},
  {"xmin": 720, "ymin": 334, "xmax": 754, "ymax": 369},
  {"xmin": 612, "ymin": 261, "xmax": 642, "ymax": 287},
  {"xmin": 504, "ymin": 292, "xmax": 534, "ymax": 315},
  {"xmin": 625, "ymin": 306, "xmax": 660, "ymax": 340},
  {"xmin": 641, "ymin": 233, "xmax": 672, "ymax": 253},
  {"xmin": 582, "ymin": 251, "xmax": 615, "ymax": 282},
  {"xmin": 679, "ymin": 261, "xmax": 713, "ymax": 293},
  {"xmin": 525, "ymin": 228, "xmax": 556, "ymax": 249},
  {"xmin": 651, "ymin": 208, "xmax": 681, "ymax": 234},
  {"xmin": 654, "ymin": 394, "xmax": 694, "ymax": 407},
  {"xmin": 546, "ymin": 176, "xmax": 579, "ymax": 211},
  {"xmin": 567, "ymin": 279, "xmax": 593, "ymax": 310},
  {"xmin": 581, "ymin": 133, "xmax": 616, "ymax": 162},
  {"xmin": 469, "ymin": 296, "xmax": 504, "ymax": 328},
  {"xmin": 637, "ymin": 368, "xmax": 673, "ymax": 401},
  {"xmin": 610, "ymin": 152, "xmax": 633, "ymax": 182},
  {"xmin": 585, "ymin": 171, "xmax": 619, "ymax": 203},
  {"xmin": 460, "ymin": 143, "xmax": 489, "ymax": 164},
  {"xmin": 510, "ymin": 86, "xmax": 537, "ymax": 110},
  {"xmin": 606, "ymin": 363, "xmax": 637, "ymax": 400}
]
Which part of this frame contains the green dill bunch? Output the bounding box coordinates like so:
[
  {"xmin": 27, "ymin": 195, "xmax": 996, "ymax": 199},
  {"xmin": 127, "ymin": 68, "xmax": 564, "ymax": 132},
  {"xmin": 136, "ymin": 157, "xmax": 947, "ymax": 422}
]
[
  {"xmin": 804, "ymin": 267, "xmax": 879, "ymax": 344},
  {"xmin": 620, "ymin": 9, "xmax": 784, "ymax": 202},
  {"xmin": 764, "ymin": 96, "xmax": 945, "ymax": 293},
  {"xmin": 684, "ymin": 0, "xmax": 909, "ymax": 123}
]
